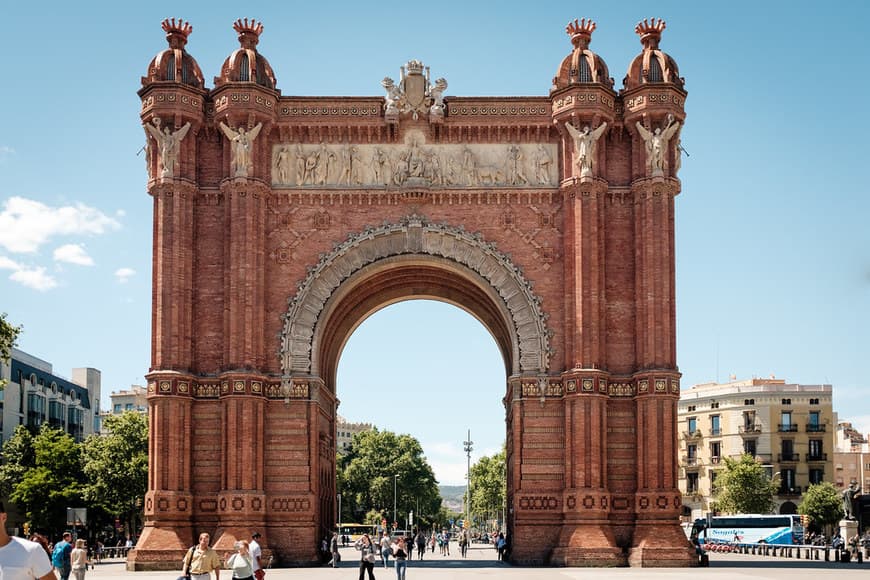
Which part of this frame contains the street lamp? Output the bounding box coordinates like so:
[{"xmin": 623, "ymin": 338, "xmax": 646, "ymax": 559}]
[
  {"xmin": 464, "ymin": 429, "xmax": 473, "ymax": 529},
  {"xmin": 393, "ymin": 474, "xmax": 399, "ymax": 530},
  {"xmin": 337, "ymin": 493, "xmax": 342, "ymax": 530}
]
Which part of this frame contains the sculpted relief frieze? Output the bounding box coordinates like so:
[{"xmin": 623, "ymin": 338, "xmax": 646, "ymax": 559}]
[{"xmin": 271, "ymin": 131, "xmax": 557, "ymax": 189}]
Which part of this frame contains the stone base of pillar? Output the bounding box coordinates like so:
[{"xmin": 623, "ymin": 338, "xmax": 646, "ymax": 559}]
[
  {"xmin": 126, "ymin": 524, "xmax": 194, "ymax": 571},
  {"xmin": 550, "ymin": 521, "xmax": 626, "ymax": 567},
  {"xmin": 628, "ymin": 521, "xmax": 698, "ymax": 567}
]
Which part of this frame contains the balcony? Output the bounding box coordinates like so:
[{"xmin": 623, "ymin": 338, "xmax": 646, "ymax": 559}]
[
  {"xmin": 739, "ymin": 423, "xmax": 762, "ymax": 434},
  {"xmin": 710, "ymin": 428, "xmax": 722, "ymax": 437},
  {"xmin": 807, "ymin": 453, "xmax": 828, "ymax": 462},
  {"xmin": 778, "ymin": 453, "xmax": 800, "ymax": 462},
  {"xmin": 806, "ymin": 423, "xmax": 826, "ymax": 433},
  {"xmin": 778, "ymin": 486, "xmax": 803, "ymax": 497},
  {"xmin": 682, "ymin": 430, "xmax": 703, "ymax": 440},
  {"xmin": 778, "ymin": 424, "xmax": 799, "ymax": 432},
  {"xmin": 682, "ymin": 456, "xmax": 699, "ymax": 466},
  {"xmin": 710, "ymin": 456, "xmax": 722, "ymax": 465}
]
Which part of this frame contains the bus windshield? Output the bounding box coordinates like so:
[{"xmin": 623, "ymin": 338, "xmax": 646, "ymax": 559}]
[{"xmin": 338, "ymin": 523, "xmax": 378, "ymax": 541}]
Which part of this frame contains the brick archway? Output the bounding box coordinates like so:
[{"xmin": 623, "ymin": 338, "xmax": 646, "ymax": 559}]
[
  {"xmin": 280, "ymin": 215, "xmax": 552, "ymax": 380},
  {"xmin": 131, "ymin": 16, "xmax": 697, "ymax": 571}
]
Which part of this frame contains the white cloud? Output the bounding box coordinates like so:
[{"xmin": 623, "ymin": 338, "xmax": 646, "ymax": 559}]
[
  {"xmin": 115, "ymin": 267, "xmax": 136, "ymax": 283},
  {"xmin": 0, "ymin": 256, "xmax": 20, "ymax": 270},
  {"xmin": 0, "ymin": 196, "xmax": 121, "ymax": 254},
  {"xmin": 0, "ymin": 145, "xmax": 14, "ymax": 157},
  {"xmin": 9, "ymin": 266, "xmax": 57, "ymax": 291},
  {"xmin": 53, "ymin": 244, "xmax": 94, "ymax": 266}
]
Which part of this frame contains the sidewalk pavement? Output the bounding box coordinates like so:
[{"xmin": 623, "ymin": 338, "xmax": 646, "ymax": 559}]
[{"xmin": 84, "ymin": 543, "xmax": 870, "ymax": 580}]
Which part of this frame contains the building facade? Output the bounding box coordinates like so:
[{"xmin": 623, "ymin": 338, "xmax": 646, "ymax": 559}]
[
  {"xmin": 107, "ymin": 385, "xmax": 148, "ymax": 415},
  {"xmin": 335, "ymin": 416, "xmax": 372, "ymax": 453},
  {"xmin": 0, "ymin": 348, "xmax": 101, "ymax": 442},
  {"xmin": 677, "ymin": 378, "xmax": 834, "ymax": 519},
  {"xmin": 132, "ymin": 16, "xmax": 693, "ymax": 569}
]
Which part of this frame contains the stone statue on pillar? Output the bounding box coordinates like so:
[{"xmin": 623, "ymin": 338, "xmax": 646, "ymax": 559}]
[
  {"xmin": 219, "ymin": 121, "xmax": 263, "ymax": 177},
  {"xmin": 842, "ymin": 482, "xmax": 861, "ymax": 520},
  {"xmin": 145, "ymin": 119, "xmax": 191, "ymax": 178},
  {"xmin": 566, "ymin": 122, "xmax": 607, "ymax": 180},
  {"xmin": 636, "ymin": 114, "xmax": 680, "ymax": 177}
]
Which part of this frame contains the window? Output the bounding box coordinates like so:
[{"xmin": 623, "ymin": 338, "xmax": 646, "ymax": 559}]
[
  {"xmin": 687, "ymin": 472, "xmax": 699, "ymax": 493},
  {"xmin": 782, "ymin": 398, "xmax": 792, "ymax": 405},
  {"xmin": 125, "ymin": 403, "xmax": 133, "ymax": 410},
  {"xmin": 687, "ymin": 444, "xmax": 697, "ymax": 464},
  {"xmin": 744, "ymin": 399, "xmax": 755, "ymax": 405},
  {"xmin": 711, "ymin": 415, "xmax": 721, "ymax": 436},
  {"xmin": 808, "ymin": 439, "xmax": 823, "ymax": 460},
  {"xmin": 687, "ymin": 405, "xmax": 696, "ymax": 412},
  {"xmin": 780, "ymin": 439, "xmax": 796, "ymax": 461},
  {"xmin": 809, "ymin": 469, "xmax": 824, "ymax": 485},
  {"xmin": 710, "ymin": 441, "xmax": 721, "ymax": 462},
  {"xmin": 711, "ymin": 402, "xmax": 719, "ymax": 409},
  {"xmin": 578, "ymin": 56, "xmax": 593, "ymax": 83},
  {"xmin": 780, "ymin": 469, "xmax": 797, "ymax": 493},
  {"xmin": 687, "ymin": 417, "xmax": 697, "ymax": 433},
  {"xmin": 780, "ymin": 411, "xmax": 795, "ymax": 432},
  {"xmin": 744, "ymin": 439, "xmax": 757, "ymax": 456},
  {"xmin": 114, "ymin": 404, "xmax": 122, "ymax": 413},
  {"xmin": 807, "ymin": 411, "xmax": 822, "ymax": 432},
  {"xmin": 809, "ymin": 398, "xmax": 819, "ymax": 405}
]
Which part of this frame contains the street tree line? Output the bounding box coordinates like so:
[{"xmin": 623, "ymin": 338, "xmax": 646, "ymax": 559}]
[
  {"xmin": 712, "ymin": 454, "xmax": 847, "ymax": 532},
  {"xmin": 0, "ymin": 411, "xmax": 148, "ymax": 539}
]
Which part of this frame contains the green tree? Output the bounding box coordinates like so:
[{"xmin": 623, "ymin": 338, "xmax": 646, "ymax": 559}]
[
  {"xmin": 799, "ymin": 482, "xmax": 843, "ymax": 533},
  {"xmin": 0, "ymin": 313, "xmax": 22, "ymax": 389},
  {"xmin": 0, "ymin": 425, "xmax": 36, "ymax": 499},
  {"xmin": 338, "ymin": 429, "xmax": 440, "ymax": 529},
  {"xmin": 81, "ymin": 411, "xmax": 149, "ymax": 537},
  {"xmin": 711, "ymin": 454, "xmax": 777, "ymax": 514},
  {"xmin": 469, "ymin": 448, "xmax": 505, "ymax": 528},
  {"xmin": 10, "ymin": 425, "xmax": 83, "ymax": 532}
]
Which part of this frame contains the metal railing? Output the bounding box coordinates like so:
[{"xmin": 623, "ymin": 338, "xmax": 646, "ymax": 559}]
[
  {"xmin": 778, "ymin": 424, "xmax": 798, "ymax": 432},
  {"xmin": 806, "ymin": 453, "xmax": 828, "ymax": 461},
  {"xmin": 806, "ymin": 423, "xmax": 826, "ymax": 432},
  {"xmin": 778, "ymin": 453, "xmax": 800, "ymax": 462},
  {"xmin": 738, "ymin": 424, "xmax": 762, "ymax": 434}
]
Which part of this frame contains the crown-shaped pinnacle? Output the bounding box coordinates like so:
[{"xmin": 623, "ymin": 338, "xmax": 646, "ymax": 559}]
[
  {"xmin": 234, "ymin": 18, "xmax": 264, "ymax": 48},
  {"xmin": 162, "ymin": 18, "xmax": 193, "ymax": 49},
  {"xmin": 635, "ymin": 18, "xmax": 666, "ymax": 49},
  {"xmin": 566, "ymin": 18, "xmax": 596, "ymax": 49}
]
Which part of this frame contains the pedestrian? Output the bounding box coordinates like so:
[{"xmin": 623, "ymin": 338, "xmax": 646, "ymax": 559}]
[
  {"xmin": 354, "ymin": 533, "xmax": 376, "ymax": 580},
  {"xmin": 182, "ymin": 532, "xmax": 222, "ymax": 580},
  {"xmin": 496, "ymin": 532, "xmax": 506, "ymax": 561},
  {"xmin": 459, "ymin": 528, "xmax": 469, "ymax": 558},
  {"xmin": 390, "ymin": 537, "xmax": 408, "ymax": 580},
  {"xmin": 0, "ymin": 500, "xmax": 55, "ymax": 579},
  {"xmin": 51, "ymin": 531, "xmax": 73, "ymax": 580},
  {"xmin": 249, "ymin": 532, "xmax": 264, "ymax": 580},
  {"xmin": 70, "ymin": 539, "xmax": 89, "ymax": 580},
  {"xmin": 428, "ymin": 533, "xmax": 435, "ymax": 553},
  {"xmin": 328, "ymin": 532, "xmax": 340, "ymax": 568},
  {"xmin": 225, "ymin": 540, "xmax": 254, "ymax": 580},
  {"xmin": 414, "ymin": 531, "xmax": 426, "ymax": 560},
  {"xmin": 379, "ymin": 531, "xmax": 391, "ymax": 568}
]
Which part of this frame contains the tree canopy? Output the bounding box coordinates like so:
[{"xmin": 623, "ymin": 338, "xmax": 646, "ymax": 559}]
[
  {"xmin": 711, "ymin": 454, "xmax": 777, "ymax": 515},
  {"xmin": 799, "ymin": 482, "xmax": 843, "ymax": 532},
  {"xmin": 469, "ymin": 447, "xmax": 505, "ymax": 526},
  {"xmin": 0, "ymin": 313, "xmax": 22, "ymax": 389},
  {"xmin": 337, "ymin": 428, "xmax": 441, "ymax": 529}
]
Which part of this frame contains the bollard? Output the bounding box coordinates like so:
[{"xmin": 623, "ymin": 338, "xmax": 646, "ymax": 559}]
[
  {"xmin": 857, "ymin": 551, "xmax": 862, "ymax": 563},
  {"xmin": 824, "ymin": 548, "xmax": 829, "ymax": 561},
  {"xmin": 814, "ymin": 548, "xmax": 819, "ymax": 560}
]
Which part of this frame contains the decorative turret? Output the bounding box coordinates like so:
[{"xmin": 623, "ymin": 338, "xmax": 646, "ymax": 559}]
[
  {"xmin": 214, "ymin": 18, "xmax": 277, "ymax": 89},
  {"xmin": 551, "ymin": 18, "xmax": 614, "ymax": 91},
  {"xmin": 623, "ymin": 18, "xmax": 684, "ymax": 91},
  {"xmin": 550, "ymin": 18, "xmax": 616, "ymax": 183},
  {"xmin": 141, "ymin": 18, "xmax": 204, "ymax": 88}
]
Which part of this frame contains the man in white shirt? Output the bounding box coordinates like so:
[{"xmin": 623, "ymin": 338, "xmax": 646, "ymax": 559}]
[
  {"xmin": 0, "ymin": 500, "xmax": 55, "ymax": 580},
  {"xmin": 250, "ymin": 531, "xmax": 264, "ymax": 580}
]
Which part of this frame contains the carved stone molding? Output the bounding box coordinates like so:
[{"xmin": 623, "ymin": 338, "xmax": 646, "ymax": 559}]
[{"xmin": 280, "ymin": 215, "xmax": 553, "ymax": 376}]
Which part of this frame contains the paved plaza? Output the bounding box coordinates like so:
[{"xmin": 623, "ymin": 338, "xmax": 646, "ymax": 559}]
[{"xmin": 85, "ymin": 544, "xmax": 869, "ymax": 580}]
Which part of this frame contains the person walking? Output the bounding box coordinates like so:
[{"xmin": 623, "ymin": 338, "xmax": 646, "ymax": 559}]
[
  {"xmin": 414, "ymin": 531, "xmax": 425, "ymax": 561},
  {"xmin": 379, "ymin": 532, "xmax": 391, "ymax": 568},
  {"xmin": 328, "ymin": 532, "xmax": 340, "ymax": 568},
  {"xmin": 51, "ymin": 532, "xmax": 73, "ymax": 580},
  {"xmin": 182, "ymin": 532, "xmax": 222, "ymax": 580},
  {"xmin": 0, "ymin": 500, "xmax": 54, "ymax": 579},
  {"xmin": 354, "ymin": 533, "xmax": 376, "ymax": 580},
  {"xmin": 71, "ymin": 539, "xmax": 89, "ymax": 580},
  {"xmin": 390, "ymin": 537, "xmax": 408, "ymax": 580},
  {"xmin": 249, "ymin": 532, "xmax": 264, "ymax": 580},
  {"xmin": 225, "ymin": 540, "xmax": 254, "ymax": 580},
  {"xmin": 459, "ymin": 529, "xmax": 469, "ymax": 558}
]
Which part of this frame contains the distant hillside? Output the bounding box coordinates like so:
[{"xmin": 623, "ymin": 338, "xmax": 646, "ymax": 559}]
[{"xmin": 439, "ymin": 485, "xmax": 466, "ymax": 511}]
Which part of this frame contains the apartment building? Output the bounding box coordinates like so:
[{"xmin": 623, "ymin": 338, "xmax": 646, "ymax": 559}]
[
  {"xmin": 678, "ymin": 377, "xmax": 834, "ymax": 520},
  {"xmin": 336, "ymin": 415, "xmax": 373, "ymax": 453},
  {"xmin": 0, "ymin": 347, "xmax": 101, "ymax": 442}
]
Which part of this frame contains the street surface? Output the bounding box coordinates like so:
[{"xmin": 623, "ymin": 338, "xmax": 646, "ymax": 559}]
[{"xmin": 85, "ymin": 543, "xmax": 870, "ymax": 579}]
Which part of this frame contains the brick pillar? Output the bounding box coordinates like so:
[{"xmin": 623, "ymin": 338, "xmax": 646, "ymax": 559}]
[
  {"xmin": 628, "ymin": 177, "xmax": 694, "ymax": 566},
  {"xmin": 127, "ymin": 376, "xmax": 195, "ymax": 571}
]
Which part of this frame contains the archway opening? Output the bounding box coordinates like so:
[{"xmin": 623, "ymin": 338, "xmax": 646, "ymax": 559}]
[{"xmin": 332, "ymin": 297, "xmax": 508, "ymax": 545}]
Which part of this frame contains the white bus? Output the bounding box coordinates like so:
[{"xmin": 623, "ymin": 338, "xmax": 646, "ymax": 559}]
[{"xmin": 689, "ymin": 514, "xmax": 804, "ymax": 545}]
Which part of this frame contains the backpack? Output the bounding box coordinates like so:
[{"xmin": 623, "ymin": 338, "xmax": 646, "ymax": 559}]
[{"xmin": 51, "ymin": 542, "xmax": 67, "ymax": 568}]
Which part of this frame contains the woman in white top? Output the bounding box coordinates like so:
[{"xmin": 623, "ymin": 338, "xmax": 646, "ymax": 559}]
[
  {"xmin": 225, "ymin": 540, "xmax": 254, "ymax": 580},
  {"xmin": 71, "ymin": 538, "xmax": 89, "ymax": 580}
]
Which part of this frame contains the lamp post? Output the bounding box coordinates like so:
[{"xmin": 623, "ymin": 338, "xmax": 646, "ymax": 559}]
[
  {"xmin": 393, "ymin": 474, "xmax": 399, "ymax": 530},
  {"xmin": 337, "ymin": 493, "xmax": 342, "ymax": 530},
  {"xmin": 464, "ymin": 429, "xmax": 473, "ymax": 530}
]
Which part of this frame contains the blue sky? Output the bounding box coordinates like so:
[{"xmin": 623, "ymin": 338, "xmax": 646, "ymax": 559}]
[{"xmin": 1, "ymin": 1, "xmax": 868, "ymax": 485}]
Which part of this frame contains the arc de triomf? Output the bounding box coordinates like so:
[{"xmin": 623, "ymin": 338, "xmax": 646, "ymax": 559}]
[{"xmin": 130, "ymin": 15, "xmax": 695, "ymax": 569}]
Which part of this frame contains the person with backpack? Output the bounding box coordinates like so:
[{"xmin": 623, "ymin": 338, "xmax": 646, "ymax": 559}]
[
  {"xmin": 181, "ymin": 533, "xmax": 222, "ymax": 580},
  {"xmin": 51, "ymin": 532, "xmax": 73, "ymax": 580}
]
